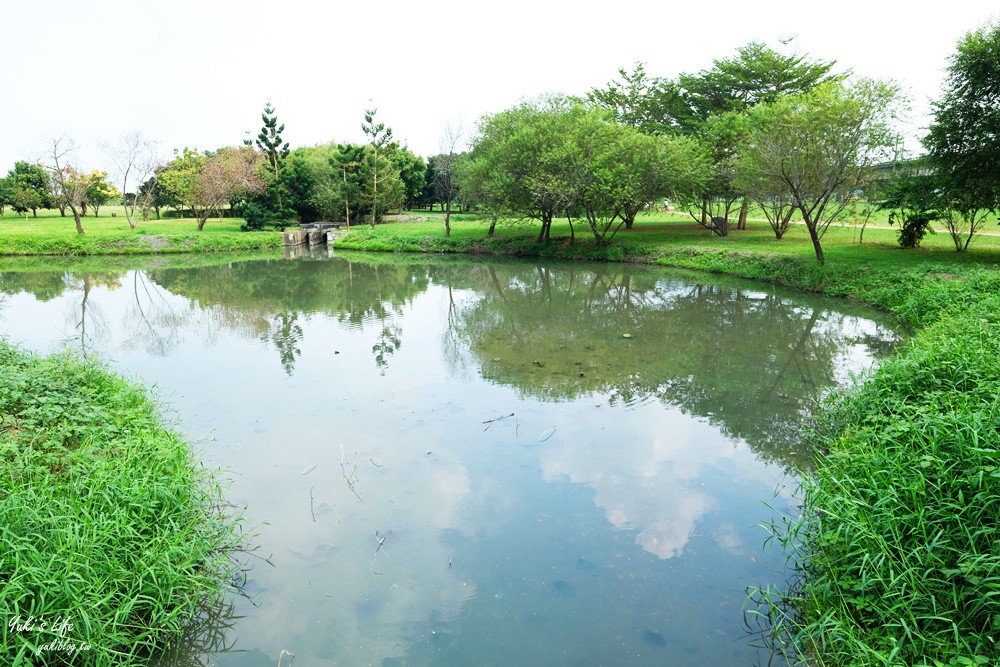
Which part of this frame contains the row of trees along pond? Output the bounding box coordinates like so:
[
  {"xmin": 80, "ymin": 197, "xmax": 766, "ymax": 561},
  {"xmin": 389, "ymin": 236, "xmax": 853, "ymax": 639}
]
[{"xmin": 1, "ymin": 25, "xmax": 997, "ymax": 262}]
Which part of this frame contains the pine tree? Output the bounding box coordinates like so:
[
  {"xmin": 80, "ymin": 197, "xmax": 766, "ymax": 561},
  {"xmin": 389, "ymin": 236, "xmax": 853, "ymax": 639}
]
[
  {"xmin": 361, "ymin": 107, "xmax": 394, "ymax": 227},
  {"xmin": 255, "ymin": 100, "xmax": 290, "ymax": 179}
]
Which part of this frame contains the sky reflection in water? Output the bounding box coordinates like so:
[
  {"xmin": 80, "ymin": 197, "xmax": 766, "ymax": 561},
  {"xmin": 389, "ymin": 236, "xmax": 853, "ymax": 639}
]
[{"xmin": 0, "ymin": 253, "xmax": 901, "ymax": 666}]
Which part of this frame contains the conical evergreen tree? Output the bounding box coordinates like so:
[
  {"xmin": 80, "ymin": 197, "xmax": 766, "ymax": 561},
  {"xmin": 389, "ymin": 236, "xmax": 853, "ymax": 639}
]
[{"xmin": 255, "ymin": 100, "xmax": 290, "ymax": 179}]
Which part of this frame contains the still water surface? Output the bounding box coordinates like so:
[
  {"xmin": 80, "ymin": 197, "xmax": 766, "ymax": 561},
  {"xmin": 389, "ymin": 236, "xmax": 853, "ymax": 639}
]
[{"xmin": 0, "ymin": 252, "xmax": 902, "ymax": 666}]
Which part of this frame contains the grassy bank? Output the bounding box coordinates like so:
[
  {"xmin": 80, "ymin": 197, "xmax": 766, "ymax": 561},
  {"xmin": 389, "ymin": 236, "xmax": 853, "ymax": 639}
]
[
  {"xmin": 336, "ymin": 213, "xmax": 1000, "ymax": 666},
  {"xmin": 0, "ymin": 342, "xmax": 243, "ymax": 665},
  {"xmin": 0, "ymin": 207, "xmax": 282, "ymax": 255}
]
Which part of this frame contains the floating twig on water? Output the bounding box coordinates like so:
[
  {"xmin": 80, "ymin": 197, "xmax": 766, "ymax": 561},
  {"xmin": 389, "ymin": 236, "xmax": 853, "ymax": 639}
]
[
  {"xmin": 539, "ymin": 427, "xmax": 557, "ymax": 442},
  {"xmin": 370, "ymin": 530, "xmax": 389, "ymax": 573},
  {"xmin": 482, "ymin": 412, "xmax": 515, "ymax": 431},
  {"xmin": 340, "ymin": 443, "xmax": 364, "ymax": 502},
  {"xmin": 309, "ymin": 487, "xmax": 316, "ymax": 523}
]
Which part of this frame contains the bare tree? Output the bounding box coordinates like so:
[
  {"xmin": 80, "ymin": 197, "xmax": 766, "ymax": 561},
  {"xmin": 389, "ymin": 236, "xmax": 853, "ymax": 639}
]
[
  {"xmin": 42, "ymin": 137, "xmax": 88, "ymax": 235},
  {"xmin": 103, "ymin": 132, "xmax": 162, "ymax": 229},
  {"xmin": 436, "ymin": 120, "xmax": 466, "ymax": 238}
]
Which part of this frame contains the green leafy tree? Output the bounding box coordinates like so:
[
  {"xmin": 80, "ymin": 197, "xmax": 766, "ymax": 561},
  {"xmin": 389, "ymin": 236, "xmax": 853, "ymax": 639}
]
[
  {"xmin": 924, "ymin": 20, "xmax": 1000, "ymax": 251},
  {"xmin": 587, "ymin": 62, "xmax": 696, "ymax": 135},
  {"xmin": 465, "ymin": 100, "xmax": 711, "ymax": 242},
  {"xmin": 137, "ymin": 172, "xmax": 171, "ymax": 220},
  {"xmin": 282, "ymin": 144, "xmax": 340, "ymax": 223},
  {"xmin": 679, "ymin": 41, "xmax": 842, "ymax": 121},
  {"xmin": 877, "ymin": 170, "xmax": 940, "ymax": 248},
  {"xmin": 0, "ymin": 175, "xmax": 10, "ymax": 214},
  {"xmin": 5, "ymin": 161, "xmax": 52, "ymax": 217},
  {"xmin": 386, "ymin": 144, "xmax": 425, "ymax": 211},
  {"xmin": 738, "ymin": 80, "xmax": 905, "ymax": 263},
  {"xmin": 83, "ymin": 170, "xmax": 120, "ymax": 217},
  {"xmin": 680, "ymin": 42, "xmax": 843, "ymax": 230},
  {"xmin": 685, "ymin": 112, "xmax": 750, "ymax": 236},
  {"xmin": 464, "ymin": 97, "xmax": 579, "ymax": 241},
  {"xmin": 8, "ymin": 185, "xmax": 43, "ymax": 218}
]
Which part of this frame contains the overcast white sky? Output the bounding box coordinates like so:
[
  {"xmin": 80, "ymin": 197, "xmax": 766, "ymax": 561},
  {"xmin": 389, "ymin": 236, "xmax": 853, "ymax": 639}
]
[{"xmin": 2, "ymin": 0, "xmax": 996, "ymax": 185}]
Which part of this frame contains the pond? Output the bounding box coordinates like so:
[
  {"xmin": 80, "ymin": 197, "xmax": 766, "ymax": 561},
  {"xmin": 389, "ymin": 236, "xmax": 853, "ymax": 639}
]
[{"xmin": 0, "ymin": 251, "xmax": 902, "ymax": 666}]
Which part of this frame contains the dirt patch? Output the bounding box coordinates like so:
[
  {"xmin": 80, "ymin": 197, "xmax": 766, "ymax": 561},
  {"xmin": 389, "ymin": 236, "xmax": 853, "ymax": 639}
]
[
  {"xmin": 138, "ymin": 235, "xmax": 170, "ymax": 251},
  {"xmin": 926, "ymin": 272, "xmax": 965, "ymax": 281},
  {"xmin": 382, "ymin": 214, "xmax": 430, "ymax": 223}
]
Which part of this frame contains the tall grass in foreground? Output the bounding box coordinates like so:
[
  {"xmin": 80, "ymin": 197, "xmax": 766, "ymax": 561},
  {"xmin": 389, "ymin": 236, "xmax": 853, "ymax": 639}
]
[
  {"xmin": 752, "ymin": 274, "xmax": 1000, "ymax": 666},
  {"xmin": 0, "ymin": 342, "xmax": 244, "ymax": 666}
]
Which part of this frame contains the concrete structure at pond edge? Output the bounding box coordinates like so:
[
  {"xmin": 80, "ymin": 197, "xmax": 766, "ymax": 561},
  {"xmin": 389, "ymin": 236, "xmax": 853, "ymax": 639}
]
[{"xmin": 282, "ymin": 222, "xmax": 344, "ymax": 247}]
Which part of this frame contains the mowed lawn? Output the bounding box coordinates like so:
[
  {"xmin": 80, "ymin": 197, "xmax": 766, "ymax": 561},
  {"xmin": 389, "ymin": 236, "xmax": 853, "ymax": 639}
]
[{"xmin": 0, "ymin": 206, "xmax": 282, "ymax": 254}]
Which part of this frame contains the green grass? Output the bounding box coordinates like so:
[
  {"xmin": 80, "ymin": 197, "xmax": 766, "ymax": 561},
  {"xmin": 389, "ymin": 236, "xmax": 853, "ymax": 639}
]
[
  {"xmin": 335, "ymin": 210, "xmax": 1000, "ymax": 667},
  {"xmin": 0, "ymin": 206, "xmax": 283, "ymax": 255},
  {"xmin": 0, "ymin": 342, "xmax": 244, "ymax": 666}
]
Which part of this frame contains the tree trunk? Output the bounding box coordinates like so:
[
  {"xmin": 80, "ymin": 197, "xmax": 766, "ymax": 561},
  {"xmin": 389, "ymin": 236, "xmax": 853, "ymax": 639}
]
[
  {"xmin": 805, "ymin": 220, "xmax": 825, "ymax": 264},
  {"xmin": 343, "ymin": 167, "xmax": 351, "ymax": 228},
  {"xmin": 445, "ymin": 197, "xmax": 451, "ymax": 237},
  {"xmin": 70, "ymin": 206, "xmax": 84, "ymax": 234},
  {"xmin": 488, "ymin": 218, "xmax": 496, "ymax": 237},
  {"xmin": 371, "ymin": 148, "xmax": 378, "ymax": 228},
  {"xmin": 701, "ymin": 196, "xmax": 709, "ymax": 225},
  {"xmin": 738, "ymin": 198, "xmax": 749, "ymax": 230},
  {"xmin": 623, "ymin": 210, "xmax": 636, "ymax": 230},
  {"xmin": 197, "ymin": 216, "xmax": 208, "ymax": 231}
]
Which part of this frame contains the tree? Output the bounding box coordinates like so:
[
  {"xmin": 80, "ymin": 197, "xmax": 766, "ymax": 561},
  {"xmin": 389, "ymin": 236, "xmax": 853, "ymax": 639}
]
[
  {"xmin": 464, "ymin": 97, "xmax": 581, "ymax": 241},
  {"xmin": 924, "ymin": 20, "xmax": 1000, "ymax": 251},
  {"xmin": 83, "ymin": 170, "xmax": 120, "ymax": 217},
  {"xmin": 137, "ymin": 172, "xmax": 170, "ymax": 220},
  {"xmin": 876, "ymin": 170, "xmax": 940, "ymax": 248},
  {"xmin": 388, "ymin": 145, "xmax": 426, "ymax": 211},
  {"xmin": 361, "ymin": 107, "xmax": 394, "ymax": 227},
  {"xmin": 42, "ymin": 137, "xmax": 89, "ymax": 234},
  {"xmin": 7, "ymin": 184, "xmax": 43, "ymax": 219},
  {"xmin": 5, "ymin": 162, "xmax": 52, "ymax": 217},
  {"xmin": 239, "ymin": 101, "xmax": 294, "ymax": 230},
  {"xmin": 282, "ymin": 144, "xmax": 340, "ymax": 223},
  {"xmin": 331, "ymin": 143, "xmax": 366, "ymax": 227},
  {"xmin": 104, "ymin": 132, "xmax": 161, "ymax": 229},
  {"xmin": 159, "ymin": 147, "xmax": 266, "ymax": 230},
  {"xmin": 587, "ymin": 62, "xmax": 696, "ymax": 135},
  {"xmin": 558, "ymin": 113, "xmax": 711, "ymax": 242},
  {"xmin": 465, "ymin": 100, "xmax": 711, "ymax": 243},
  {"xmin": 680, "ymin": 42, "xmax": 843, "ymax": 230},
  {"xmin": 683, "ymin": 112, "xmax": 750, "ymax": 236},
  {"xmin": 0, "ymin": 175, "xmax": 10, "ymax": 215},
  {"xmin": 434, "ymin": 122, "xmax": 465, "ymax": 237},
  {"xmin": 679, "ymin": 41, "xmax": 842, "ymax": 122},
  {"xmin": 738, "ymin": 80, "xmax": 905, "ymax": 263},
  {"xmin": 252, "ymin": 100, "xmax": 290, "ymax": 180}
]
